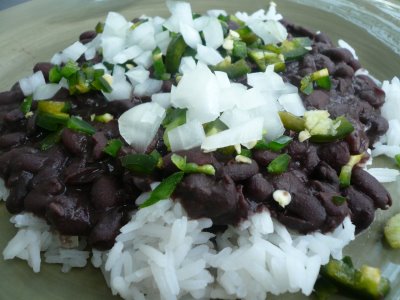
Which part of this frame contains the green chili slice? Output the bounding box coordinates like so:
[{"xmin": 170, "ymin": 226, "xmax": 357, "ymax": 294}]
[
  {"xmin": 20, "ymin": 96, "xmax": 33, "ymax": 114},
  {"xmin": 255, "ymin": 135, "xmax": 293, "ymax": 152},
  {"xmin": 139, "ymin": 172, "xmax": 185, "ymax": 208},
  {"xmin": 267, "ymin": 154, "xmax": 291, "ymax": 174},
  {"xmin": 66, "ymin": 117, "xmax": 96, "ymax": 135},
  {"xmin": 120, "ymin": 153, "xmax": 158, "ymax": 175},
  {"xmin": 165, "ymin": 34, "xmax": 187, "ymax": 74},
  {"xmin": 36, "ymin": 112, "xmax": 70, "ymax": 131},
  {"xmin": 39, "ymin": 129, "xmax": 63, "ymax": 151},
  {"xmin": 103, "ymin": 139, "xmax": 123, "ymax": 157},
  {"xmin": 212, "ymin": 58, "xmax": 251, "ymax": 79},
  {"xmin": 171, "ymin": 154, "xmax": 215, "ymax": 175}
]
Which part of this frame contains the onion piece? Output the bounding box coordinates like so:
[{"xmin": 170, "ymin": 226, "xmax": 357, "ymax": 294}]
[
  {"xmin": 203, "ymin": 17, "xmax": 224, "ymax": 49},
  {"xmin": 195, "ymin": 44, "xmax": 224, "ymax": 66},
  {"xmin": 126, "ymin": 66, "xmax": 150, "ymax": 86},
  {"xmin": 236, "ymin": 88, "xmax": 265, "ymax": 110},
  {"xmin": 151, "ymin": 93, "xmax": 171, "ymax": 108},
  {"xmin": 19, "ymin": 71, "xmax": 46, "ymax": 96},
  {"xmin": 50, "ymin": 53, "xmax": 63, "ymax": 65},
  {"xmin": 179, "ymin": 56, "xmax": 197, "ymax": 74},
  {"xmin": 155, "ymin": 31, "xmax": 171, "ymax": 55},
  {"xmin": 201, "ymin": 118, "xmax": 264, "ymax": 151},
  {"xmin": 118, "ymin": 102, "xmax": 166, "ymax": 153},
  {"xmin": 179, "ymin": 22, "xmax": 202, "ymax": 49},
  {"xmin": 207, "ymin": 9, "xmax": 227, "ymax": 18},
  {"xmin": 134, "ymin": 79, "xmax": 163, "ymax": 97},
  {"xmin": 62, "ymin": 41, "xmax": 87, "ymax": 62},
  {"xmin": 278, "ymin": 93, "xmax": 306, "ymax": 116},
  {"xmin": 134, "ymin": 51, "xmax": 153, "ymax": 69},
  {"xmin": 127, "ymin": 21, "xmax": 156, "ymax": 50},
  {"xmin": 168, "ymin": 120, "xmax": 206, "ymax": 151},
  {"xmin": 248, "ymin": 20, "xmax": 287, "ymax": 45},
  {"xmin": 193, "ymin": 16, "xmax": 210, "ymax": 31},
  {"xmin": 33, "ymin": 84, "xmax": 61, "ymax": 100},
  {"xmin": 102, "ymin": 36, "xmax": 125, "ymax": 62},
  {"xmin": 112, "ymin": 45, "xmax": 143, "ymax": 64},
  {"xmin": 164, "ymin": 0, "xmax": 193, "ymax": 32},
  {"xmin": 102, "ymin": 11, "xmax": 130, "ymax": 38}
]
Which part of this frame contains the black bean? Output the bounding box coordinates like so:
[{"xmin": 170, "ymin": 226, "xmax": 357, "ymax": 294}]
[
  {"xmin": 88, "ymin": 208, "xmax": 124, "ymax": 250},
  {"xmin": 4, "ymin": 108, "xmax": 24, "ymax": 123},
  {"xmin": 322, "ymin": 48, "xmax": 353, "ymax": 63},
  {"xmin": 6, "ymin": 171, "xmax": 34, "ymax": 214},
  {"xmin": 175, "ymin": 174, "xmax": 244, "ymax": 225},
  {"xmin": 359, "ymin": 87, "xmax": 385, "ymax": 108},
  {"xmin": 92, "ymin": 131, "xmax": 108, "ymax": 160},
  {"xmin": 304, "ymin": 90, "xmax": 330, "ymax": 109},
  {"xmin": 351, "ymin": 167, "xmax": 392, "ymax": 209},
  {"xmin": 315, "ymin": 32, "xmax": 333, "ymax": 45},
  {"xmin": 46, "ymin": 194, "xmax": 92, "ymax": 235},
  {"xmin": 0, "ymin": 90, "xmax": 23, "ymax": 105},
  {"xmin": 64, "ymin": 164, "xmax": 104, "ymax": 185},
  {"xmin": 334, "ymin": 62, "xmax": 355, "ymax": 78},
  {"xmin": 313, "ymin": 54, "xmax": 335, "ymax": 74},
  {"xmin": 318, "ymin": 141, "xmax": 350, "ymax": 170},
  {"xmin": 316, "ymin": 191, "xmax": 349, "ymax": 232},
  {"xmin": 344, "ymin": 186, "xmax": 375, "ymax": 233},
  {"xmin": 79, "ymin": 31, "xmax": 97, "ymax": 44},
  {"xmin": 253, "ymin": 150, "xmax": 279, "ymax": 167},
  {"xmin": 24, "ymin": 190, "xmax": 54, "ymax": 216},
  {"xmin": 91, "ymin": 176, "xmax": 120, "ymax": 209},
  {"xmin": 0, "ymin": 132, "xmax": 26, "ymax": 148},
  {"xmin": 244, "ymin": 173, "xmax": 273, "ymax": 202},
  {"xmin": 220, "ymin": 160, "xmax": 259, "ymax": 182},
  {"xmin": 312, "ymin": 161, "xmax": 339, "ymax": 185},
  {"xmin": 348, "ymin": 58, "xmax": 361, "ymax": 71},
  {"xmin": 61, "ymin": 128, "xmax": 89, "ymax": 156}
]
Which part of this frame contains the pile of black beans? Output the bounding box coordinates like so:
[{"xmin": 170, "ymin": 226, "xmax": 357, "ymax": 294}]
[{"xmin": 0, "ymin": 21, "xmax": 392, "ymax": 251}]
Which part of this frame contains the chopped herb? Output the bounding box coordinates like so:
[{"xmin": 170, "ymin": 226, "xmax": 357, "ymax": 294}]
[
  {"xmin": 332, "ymin": 195, "xmax": 346, "ymax": 206},
  {"xmin": 232, "ymin": 40, "xmax": 248, "ymax": 59},
  {"xmin": 162, "ymin": 108, "xmax": 187, "ymax": 149},
  {"xmin": 61, "ymin": 61, "xmax": 80, "ymax": 78},
  {"xmin": 300, "ymin": 68, "xmax": 331, "ymax": 95},
  {"xmin": 20, "ymin": 96, "xmax": 33, "ymax": 114},
  {"xmin": 95, "ymin": 22, "xmax": 104, "ymax": 34},
  {"xmin": 339, "ymin": 153, "xmax": 364, "ymax": 188},
  {"xmin": 278, "ymin": 111, "xmax": 306, "ymax": 132},
  {"xmin": 139, "ymin": 172, "xmax": 185, "ymax": 208},
  {"xmin": 171, "ymin": 154, "xmax": 215, "ymax": 175},
  {"xmin": 317, "ymin": 257, "xmax": 390, "ymax": 300},
  {"xmin": 395, "ymin": 154, "xmax": 400, "ymax": 167},
  {"xmin": 66, "ymin": 117, "xmax": 96, "ymax": 135},
  {"xmin": 120, "ymin": 153, "xmax": 158, "ymax": 175},
  {"xmin": 165, "ymin": 34, "xmax": 187, "ymax": 74},
  {"xmin": 49, "ymin": 66, "xmax": 62, "ymax": 83},
  {"xmin": 103, "ymin": 139, "xmax": 123, "ymax": 157},
  {"xmin": 212, "ymin": 58, "xmax": 251, "ymax": 79},
  {"xmin": 150, "ymin": 150, "xmax": 163, "ymax": 168},
  {"xmin": 267, "ymin": 154, "xmax": 291, "ymax": 174},
  {"xmin": 152, "ymin": 47, "xmax": 170, "ymax": 80},
  {"xmin": 36, "ymin": 112, "xmax": 70, "ymax": 131},
  {"xmin": 94, "ymin": 113, "xmax": 114, "ymax": 123},
  {"xmin": 255, "ymin": 135, "xmax": 293, "ymax": 152},
  {"xmin": 37, "ymin": 101, "xmax": 71, "ymax": 114},
  {"xmin": 384, "ymin": 213, "xmax": 400, "ymax": 249},
  {"xmin": 39, "ymin": 129, "xmax": 63, "ymax": 151}
]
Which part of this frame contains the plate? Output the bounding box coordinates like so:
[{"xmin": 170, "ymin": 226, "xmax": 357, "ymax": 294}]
[{"xmin": 0, "ymin": 0, "xmax": 399, "ymax": 299}]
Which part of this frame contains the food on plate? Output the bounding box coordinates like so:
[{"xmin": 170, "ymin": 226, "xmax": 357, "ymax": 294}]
[{"xmin": 1, "ymin": 1, "xmax": 399, "ymax": 299}]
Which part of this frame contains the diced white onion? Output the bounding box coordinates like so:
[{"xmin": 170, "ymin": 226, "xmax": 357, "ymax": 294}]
[
  {"xmin": 193, "ymin": 16, "xmax": 210, "ymax": 31},
  {"xmin": 133, "ymin": 51, "xmax": 153, "ymax": 69},
  {"xmin": 102, "ymin": 12, "xmax": 130, "ymax": 38},
  {"xmin": 103, "ymin": 77, "xmax": 132, "ymax": 101},
  {"xmin": 195, "ymin": 44, "xmax": 224, "ymax": 66},
  {"xmin": 151, "ymin": 93, "xmax": 171, "ymax": 108},
  {"xmin": 126, "ymin": 66, "xmax": 150, "ymax": 86},
  {"xmin": 134, "ymin": 79, "xmax": 163, "ymax": 97},
  {"xmin": 118, "ymin": 102, "xmax": 166, "ymax": 153},
  {"xmin": 179, "ymin": 56, "xmax": 197, "ymax": 74},
  {"xmin": 386, "ymin": 119, "xmax": 400, "ymax": 146},
  {"xmin": 168, "ymin": 120, "xmax": 206, "ymax": 151},
  {"xmin": 203, "ymin": 18, "xmax": 224, "ymax": 49},
  {"xmin": 164, "ymin": 0, "xmax": 193, "ymax": 32},
  {"xmin": 236, "ymin": 88, "xmax": 265, "ymax": 110},
  {"xmin": 33, "ymin": 84, "xmax": 61, "ymax": 100},
  {"xmin": 102, "ymin": 36, "xmax": 125, "ymax": 62},
  {"xmin": 248, "ymin": 20, "xmax": 287, "ymax": 45},
  {"xmin": 127, "ymin": 22, "xmax": 156, "ymax": 50},
  {"xmin": 278, "ymin": 93, "xmax": 306, "ymax": 116},
  {"xmin": 201, "ymin": 118, "xmax": 264, "ymax": 151},
  {"xmin": 112, "ymin": 46, "xmax": 143, "ymax": 64},
  {"xmin": 62, "ymin": 41, "xmax": 87, "ymax": 62},
  {"xmin": 155, "ymin": 31, "xmax": 171, "ymax": 55},
  {"xmin": 50, "ymin": 53, "xmax": 63, "ymax": 65},
  {"xmin": 19, "ymin": 71, "xmax": 46, "ymax": 96},
  {"xmin": 84, "ymin": 47, "xmax": 97, "ymax": 61},
  {"xmin": 207, "ymin": 9, "xmax": 227, "ymax": 18},
  {"xmin": 179, "ymin": 22, "xmax": 202, "ymax": 49}
]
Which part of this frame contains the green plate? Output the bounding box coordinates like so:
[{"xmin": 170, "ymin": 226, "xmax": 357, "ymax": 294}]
[{"xmin": 0, "ymin": 0, "xmax": 399, "ymax": 299}]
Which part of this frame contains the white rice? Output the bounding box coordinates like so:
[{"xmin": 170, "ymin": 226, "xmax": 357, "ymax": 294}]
[{"xmin": 369, "ymin": 76, "xmax": 400, "ymax": 183}]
